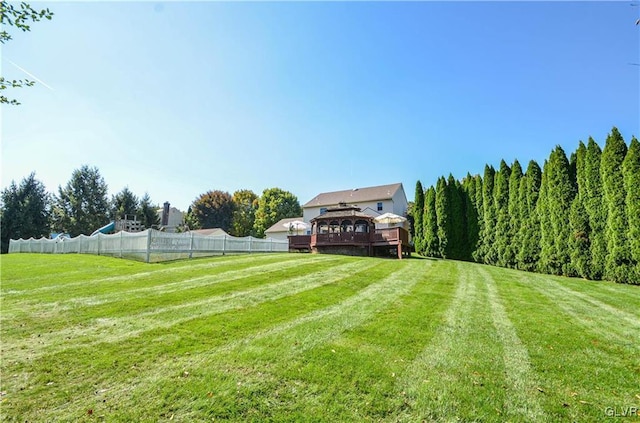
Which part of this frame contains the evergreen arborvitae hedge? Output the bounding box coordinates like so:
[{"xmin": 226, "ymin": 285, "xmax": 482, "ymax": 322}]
[
  {"xmin": 506, "ymin": 160, "xmax": 523, "ymax": 268},
  {"xmin": 623, "ymin": 137, "xmax": 640, "ymax": 283},
  {"xmin": 413, "ymin": 181, "xmax": 425, "ymax": 255},
  {"xmin": 516, "ymin": 160, "xmax": 542, "ymax": 271},
  {"xmin": 415, "ymin": 126, "xmax": 637, "ymax": 284},
  {"xmin": 569, "ymin": 196, "xmax": 591, "ymax": 279},
  {"xmin": 602, "ymin": 128, "xmax": 632, "ymax": 283},
  {"xmin": 584, "ymin": 138, "xmax": 607, "ymax": 280},
  {"xmin": 480, "ymin": 165, "xmax": 497, "ymax": 265},
  {"xmin": 435, "ymin": 177, "xmax": 449, "ymax": 259},
  {"xmin": 494, "ymin": 160, "xmax": 511, "ymax": 268},
  {"xmin": 422, "ymin": 186, "xmax": 439, "ymax": 258},
  {"xmin": 447, "ymin": 175, "xmax": 466, "ymax": 260}
]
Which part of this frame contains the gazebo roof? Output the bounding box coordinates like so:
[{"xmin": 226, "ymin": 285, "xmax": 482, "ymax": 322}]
[{"xmin": 310, "ymin": 204, "xmax": 374, "ymax": 223}]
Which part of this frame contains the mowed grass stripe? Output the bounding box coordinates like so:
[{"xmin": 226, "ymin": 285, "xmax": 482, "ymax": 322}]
[
  {"xmin": 124, "ymin": 259, "xmax": 432, "ymax": 421},
  {"xmin": 398, "ymin": 261, "xmax": 510, "ymax": 422},
  {"xmin": 516, "ymin": 272, "xmax": 639, "ymax": 352},
  {"xmin": 488, "ymin": 266, "xmax": 640, "ymax": 421},
  {"xmin": 1, "ymin": 258, "xmax": 396, "ymax": 421},
  {"xmin": 237, "ymin": 259, "xmax": 454, "ymax": 422},
  {"xmin": 226, "ymin": 258, "xmax": 431, "ymax": 360},
  {"xmin": 476, "ymin": 266, "xmax": 545, "ymax": 422},
  {"xmin": 523, "ymin": 272, "xmax": 639, "ymax": 329},
  {"xmin": 1, "ymin": 255, "xmax": 344, "ymax": 351},
  {"xmin": 1, "ymin": 253, "xmax": 313, "ymax": 301},
  {"xmin": 1, "ymin": 257, "xmax": 373, "ymax": 364},
  {"xmin": 1, "ymin": 254, "xmax": 340, "ymax": 326}
]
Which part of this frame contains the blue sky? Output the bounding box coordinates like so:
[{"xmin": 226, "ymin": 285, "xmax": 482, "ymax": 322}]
[{"xmin": 2, "ymin": 1, "xmax": 638, "ymax": 211}]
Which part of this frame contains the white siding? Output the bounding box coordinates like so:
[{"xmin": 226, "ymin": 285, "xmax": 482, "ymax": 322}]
[
  {"xmin": 265, "ymin": 232, "xmax": 290, "ymax": 242},
  {"xmin": 391, "ymin": 185, "xmax": 409, "ymax": 216}
]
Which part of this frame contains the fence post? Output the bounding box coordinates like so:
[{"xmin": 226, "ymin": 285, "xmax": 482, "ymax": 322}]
[
  {"xmin": 222, "ymin": 235, "xmax": 226, "ymax": 255},
  {"xmin": 249, "ymin": 237, "xmax": 252, "ymax": 253},
  {"xmin": 270, "ymin": 238, "xmax": 273, "ymax": 252},
  {"xmin": 189, "ymin": 232, "xmax": 194, "ymax": 259},
  {"xmin": 146, "ymin": 229, "xmax": 152, "ymax": 263},
  {"xmin": 120, "ymin": 231, "xmax": 123, "ymax": 258}
]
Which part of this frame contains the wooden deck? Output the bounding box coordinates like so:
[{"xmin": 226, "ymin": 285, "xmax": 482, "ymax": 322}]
[{"xmin": 289, "ymin": 227, "xmax": 411, "ymax": 259}]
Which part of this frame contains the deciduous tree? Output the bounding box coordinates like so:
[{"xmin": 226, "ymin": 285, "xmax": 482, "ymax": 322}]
[
  {"xmin": 189, "ymin": 190, "xmax": 235, "ymax": 232},
  {"xmin": 1, "ymin": 1, "xmax": 53, "ymax": 105},
  {"xmin": 253, "ymin": 188, "xmax": 302, "ymax": 238},
  {"xmin": 231, "ymin": 189, "xmax": 258, "ymax": 237}
]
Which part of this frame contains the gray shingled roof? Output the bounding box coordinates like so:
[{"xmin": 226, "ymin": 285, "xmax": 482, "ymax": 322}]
[{"xmin": 303, "ymin": 183, "xmax": 403, "ymax": 208}]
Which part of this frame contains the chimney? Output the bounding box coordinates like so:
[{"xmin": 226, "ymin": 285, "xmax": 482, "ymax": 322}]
[{"xmin": 162, "ymin": 202, "xmax": 170, "ymax": 226}]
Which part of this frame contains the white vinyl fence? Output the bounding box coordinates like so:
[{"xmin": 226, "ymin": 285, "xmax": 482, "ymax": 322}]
[{"xmin": 8, "ymin": 229, "xmax": 289, "ymax": 263}]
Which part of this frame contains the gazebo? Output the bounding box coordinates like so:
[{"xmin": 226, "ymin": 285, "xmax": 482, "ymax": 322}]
[{"xmin": 290, "ymin": 203, "xmax": 410, "ymax": 258}]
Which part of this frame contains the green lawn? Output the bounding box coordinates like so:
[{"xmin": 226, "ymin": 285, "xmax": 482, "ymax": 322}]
[{"xmin": 1, "ymin": 253, "xmax": 638, "ymax": 422}]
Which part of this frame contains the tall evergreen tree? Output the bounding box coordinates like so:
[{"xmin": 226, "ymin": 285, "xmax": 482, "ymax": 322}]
[
  {"xmin": 540, "ymin": 146, "xmax": 575, "ymax": 276},
  {"xmin": 505, "ymin": 160, "xmax": 523, "ymax": 268},
  {"xmin": 517, "ymin": 160, "xmax": 542, "ymax": 271},
  {"xmin": 139, "ymin": 193, "xmax": 160, "ymax": 229},
  {"xmin": 435, "ymin": 177, "xmax": 450, "ymax": 258},
  {"xmin": 422, "ymin": 186, "xmax": 439, "ymax": 257},
  {"xmin": 413, "ymin": 181, "xmax": 425, "ymax": 255},
  {"xmin": 462, "ymin": 174, "xmax": 479, "ymax": 261},
  {"xmin": 494, "ymin": 160, "xmax": 511, "ymax": 268},
  {"xmin": 601, "ymin": 127, "xmax": 632, "ymax": 283},
  {"xmin": 478, "ymin": 165, "xmax": 496, "ymax": 265},
  {"xmin": 447, "ymin": 175, "xmax": 465, "ymax": 260},
  {"xmin": 622, "ymin": 136, "xmax": 640, "ymax": 283},
  {"xmin": 0, "ymin": 172, "xmax": 51, "ymax": 253},
  {"xmin": 569, "ymin": 141, "xmax": 592, "ymax": 278},
  {"xmin": 584, "ymin": 137, "xmax": 607, "ymax": 279},
  {"xmin": 569, "ymin": 196, "xmax": 591, "ymax": 279},
  {"xmin": 537, "ymin": 159, "xmax": 554, "ymax": 274},
  {"xmin": 575, "ymin": 141, "xmax": 588, "ymax": 200},
  {"xmin": 471, "ymin": 174, "xmax": 485, "ymax": 263},
  {"xmin": 111, "ymin": 187, "xmax": 139, "ymax": 220},
  {"xmin": 52, "ymin": 165, "xmax": 110, "ymax": 236}
]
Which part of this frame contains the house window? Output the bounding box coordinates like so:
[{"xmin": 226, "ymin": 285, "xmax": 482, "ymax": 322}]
[
  {"xmin": 377, "ymin": 202, "xmax": 383, "ymax": 211},
  {"xmin": 320, "ymin": 207, "xmax": 327, "ymax": 215}
]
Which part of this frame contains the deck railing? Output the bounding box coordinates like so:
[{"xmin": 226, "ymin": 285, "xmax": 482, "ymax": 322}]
[{"xmin": 293, "ymin": 227, "xmax": 409, "ymax": 249}]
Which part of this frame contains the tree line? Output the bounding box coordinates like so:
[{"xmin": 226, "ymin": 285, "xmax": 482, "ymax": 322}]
[
  {"xmin": 412, "ymin": 127, "xmax": 639, "ymax": 285},
  {"xmin": 1, "ymin": 165, "xmax": 302, "ymax": 253},
  {"xmin": 182, "ymin": 188, "xmax": 302, "ymax": 239}
]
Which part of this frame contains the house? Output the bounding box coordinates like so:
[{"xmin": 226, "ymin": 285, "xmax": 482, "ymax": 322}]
[
  {"xmin": 299, "ymin": 203, "xmax": 410, "ymax": 259},
  {"xmin": 265, "ymin": 217, "xmax": 306, "ymax": 242},
  {"xmin": 156, "ymin": 202, "xmax": 184, "ymax": 233},
  {"xmin": 289, "ymin": 183, "xmax": 411, "ymax": 258},
  {"xmin": 302, "ymin": 183, "xmax": 408, "ymax": 224}
]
